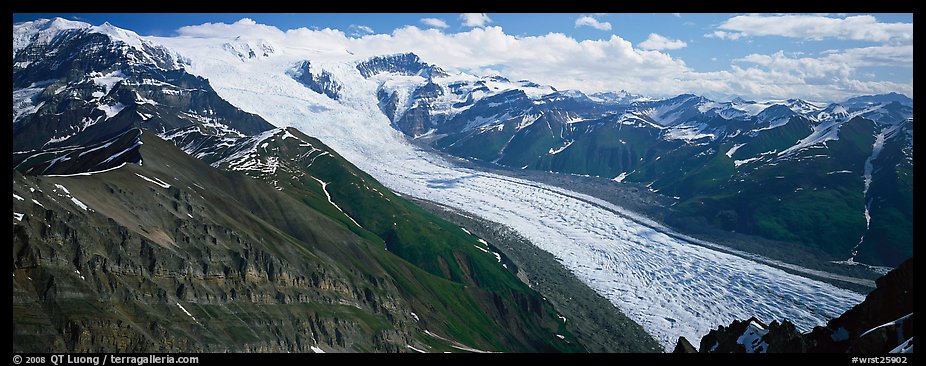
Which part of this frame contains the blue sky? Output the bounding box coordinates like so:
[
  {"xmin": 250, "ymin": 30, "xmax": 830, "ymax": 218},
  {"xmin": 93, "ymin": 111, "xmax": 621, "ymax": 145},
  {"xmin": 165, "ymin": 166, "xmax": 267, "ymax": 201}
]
[{"xmin": 13, "ymin": 13, "xmax": 913, "ymax": 101}]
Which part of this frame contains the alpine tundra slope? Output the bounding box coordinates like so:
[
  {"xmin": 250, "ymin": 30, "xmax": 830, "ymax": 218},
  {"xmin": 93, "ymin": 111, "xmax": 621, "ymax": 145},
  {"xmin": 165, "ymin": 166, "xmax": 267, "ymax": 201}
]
[{"xmin": 148, "ymin": 24, "xmax": 866, "ymax": 350}]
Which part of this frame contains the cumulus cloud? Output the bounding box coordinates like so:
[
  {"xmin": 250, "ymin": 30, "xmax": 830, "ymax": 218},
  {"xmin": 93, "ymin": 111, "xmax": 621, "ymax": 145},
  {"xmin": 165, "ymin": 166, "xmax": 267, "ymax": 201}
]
[
  {"xmin": 167, "ymin": 19, "xmax": 912, "ymax": 102},
  {"xmin": 175, "ymin": 18, "xmax": 282, "ymax": 38},
  {"xmin": 575, "ymin": 15, "xmax": 612, "ymax": 31},
  {"xmin": 731, "ymin": 49, "xmax": 912, "ymax": 100},
  {"xmin": 705, "ymin": 30, "xmax": 744, "ymax": 40},
  {"xmin": 348, "ymin": 24, "xmax": 374, "ymax": 37},
  {"xmin": 420, "ymin": 18, "xmax": 449, "ymax": 29},
  {"xmin": 639, "ymin": 33, "xmax": 687, "ymax": 50},
  {"xmin": 711, "ymin": 14, "xmax": 912, "ymax": 43},
  {"xmin": 460, "ymin": 13, "xmax": 492, "ymax": 28},
  {"xmin": 820, "ymin": 45, "xmax": 913, "ymax": 67}
]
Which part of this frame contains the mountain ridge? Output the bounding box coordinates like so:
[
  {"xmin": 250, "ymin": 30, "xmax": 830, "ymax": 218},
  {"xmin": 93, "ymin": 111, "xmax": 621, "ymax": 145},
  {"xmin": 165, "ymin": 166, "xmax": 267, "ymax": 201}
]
[
  {"xmin": 12, "ymin": 19, "xmax": 662, "ymax": 353},
  {"xmin": 348, "ymin": 50, "xmax": 911, "ymax": 268}
]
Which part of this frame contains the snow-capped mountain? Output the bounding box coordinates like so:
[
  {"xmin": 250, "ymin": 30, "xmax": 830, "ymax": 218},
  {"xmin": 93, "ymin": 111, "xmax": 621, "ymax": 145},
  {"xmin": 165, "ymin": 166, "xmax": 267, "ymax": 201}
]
[
  {"xmin": 352, "ymin": 55, "xmax": 911, "ymax": 268},
  {"xmin": 12, "ymin": 18, "xmax": 599, "ymax": 354},
  {"xmin": 362, "ymin": 53, "xmax": 559, "ymax": 137},
  {"xmin": 12, "ymin": 17, "xmax": 270, "ymax": 160},
  {"xmin": 14, "ymin": 18, "xmax": 892, "ymax": 353},
  {"xmin": 13, "ymin": 18, "xmax": 187, "ymax": 79}
]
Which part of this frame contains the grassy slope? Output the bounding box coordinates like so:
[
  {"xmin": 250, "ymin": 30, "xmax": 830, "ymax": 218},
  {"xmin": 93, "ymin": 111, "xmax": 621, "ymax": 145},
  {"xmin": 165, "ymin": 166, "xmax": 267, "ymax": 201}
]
[
  {"xmin": 13, "ymin": 130, "xmax": 583, "ymax": 352},
  {"xmin": 668, "ymin": 118, "xmax": 891, "ymax": 263},
  {"xmin": 213, "ymin": 128, "xmax": 586, "ymax": 352}
]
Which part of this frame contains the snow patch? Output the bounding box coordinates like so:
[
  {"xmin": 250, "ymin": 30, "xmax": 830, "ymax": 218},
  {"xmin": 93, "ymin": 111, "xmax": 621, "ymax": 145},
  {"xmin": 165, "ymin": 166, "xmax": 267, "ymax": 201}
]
[
  {"xmin": 92, "ymin": 70, "xmax": 127, "ymax": 96},
  {"xmin": 736, "ymin": 320, "xmax": 769, "ymax": 353},
  {"xmin": 53, "ymin": 184, "xmax": 71, "ymax": 195},
  {"xmin": 734, "ymin": 157, "xmax": 761, "ymax": 167},
  {"xmin": 777, "ymin": 118, "xmax": 842, "ymax": 158},
  {"xmin": 176, "ymin": 302, "xmax": 200, "ymax": 324},
  {"xmin": 857, "ymin": 313, "xmax": 913, "ymax": 340},
  {"xmin": 725, "ymin": 143, "xmax": 746, "ymax": 158},
  {"xmin": 70, "ymin": 197, "xmax": 90, "ymax": 211},
  {"xmin": 890, "ymin": 337, "xmax": 914, "ymax": 353},
  {"xmin": 135, "ymin": 173, "xmax": 172, "ymax": 188},
  {"xmin": 548, "ymin": 140, "xmax": 574, "ymax": 155},
  {"xmin": 102, "ymin": 140, "xmax": 143, "ymax": 164},
  {"xmin": 96, "ymin": 102, "xmax": 126, "ymax": 119},
  {"xmin": 848, "ymin": 129, "xmax": 889, "ymax": 262},
  {"xmin": 309, "ymin": 176, "xmax": 362, "ymax": 228},
  {"xmin": 406, "ymin": 345, "xmax": 426, "ymax": 353},
  {"xmin": 664, "ymin": 124, "xmax": 714, "ymax": 142},
  {"xmin": 45, "ymin": 162, "xmax": 128, "ymax": 177},
  {"xmin": 423, "ymin": 330, "xmax": 493, "ymax": 353}
]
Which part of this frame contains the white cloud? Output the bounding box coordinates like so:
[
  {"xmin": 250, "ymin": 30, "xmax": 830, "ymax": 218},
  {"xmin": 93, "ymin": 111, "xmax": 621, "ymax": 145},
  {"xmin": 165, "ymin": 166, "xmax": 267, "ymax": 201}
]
[
  {"xmin": 167, "ymin": 19, "xmax": 912, "ymax": 102},
  {"xmin": 348, "ymin": 24, "xmax": 374, "ymax": 37},
  {"xmin": 175, "ymin": 18, "xmax": 284, "ymax": 38},
  {"xmin": 575, "ymin": 16, "xmax": 612, "ymax": 31},
  {"xmin": 236, "ymin": 18, "xmax": 257, "ymax": 26},
  {"xmin": 639, "ymin": 33, "xmax": 687, "ymax": 50},
  {"xmin": 672, "ymin": 13, "xmax": 681, "ymax": 18},
  {"xmin": 714, "ymin": 14, "xmax": 912, "ymax": 43},
  {"xmin": 420, "ymin": 18, "xmax": 449, "ymax": 29},
  {"xmin": 821, "ymin": 45, "xmax": 913, "ymax": 67},
  {"xmin": 460, "ymin": 13, "xmax": 492, "ymax": 28},
  {"xmin": 730, "ymin": 49, "xmax": 912, "ymax": 100},
  {"xmin": 705, "ymin": 30, "xmax": 744, "ymax": 40}
]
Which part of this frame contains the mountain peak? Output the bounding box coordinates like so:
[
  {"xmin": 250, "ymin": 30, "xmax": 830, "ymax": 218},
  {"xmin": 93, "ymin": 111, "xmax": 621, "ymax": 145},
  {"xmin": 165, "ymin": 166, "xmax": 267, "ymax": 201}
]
[
  {"xmin": 16, "ymin": 18, "xmax": 148, "ymax": 57},
  {"xmin": 356, "ymin": 52, "xmax": 443, "ymax": 79},
  {"xmin": 14, "ymin": 17, "xmax": 92, "ymax": 57},
  {"xmin": 40, "ymin": 17, "xmax": 92, "ymax": 31},
  {"xmin": 843, "ymin": 92, "xmax": 913, "ymax": 107}
]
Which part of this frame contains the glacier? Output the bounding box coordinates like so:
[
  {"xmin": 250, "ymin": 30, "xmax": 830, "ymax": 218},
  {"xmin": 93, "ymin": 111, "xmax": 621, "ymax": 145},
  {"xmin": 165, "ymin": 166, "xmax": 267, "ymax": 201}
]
[{"xmin": 154, "ymin": 32, "xmax": 864, "ymax": 351}]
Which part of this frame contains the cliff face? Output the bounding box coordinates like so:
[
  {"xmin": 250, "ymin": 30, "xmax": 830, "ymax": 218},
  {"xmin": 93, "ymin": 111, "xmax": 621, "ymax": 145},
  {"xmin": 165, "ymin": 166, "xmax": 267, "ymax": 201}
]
[
  {"xmin": 12, "ymin": 136, "xmax": 411, "ymax": 352},
  {"xmin": 675, "ymin": 258, "xmax": 913, "ymax": 353},
  {"xmin": 12, "ymin": 132, "xmax": 581, "ymax": 353}
]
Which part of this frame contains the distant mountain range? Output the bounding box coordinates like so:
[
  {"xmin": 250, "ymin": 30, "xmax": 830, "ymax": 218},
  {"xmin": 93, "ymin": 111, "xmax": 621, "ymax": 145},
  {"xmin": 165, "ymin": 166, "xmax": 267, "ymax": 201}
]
[{"xmin": 358, "ymin": 53, "xmax": 912, "ymax": 268}]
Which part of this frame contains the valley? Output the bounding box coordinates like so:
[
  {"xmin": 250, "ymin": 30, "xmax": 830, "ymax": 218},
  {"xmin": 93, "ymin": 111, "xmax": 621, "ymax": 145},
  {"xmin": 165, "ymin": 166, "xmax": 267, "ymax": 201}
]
[
  {"xmin": 150, "ymin": 32, "xmax": 870, "ymax": 350},
  {"xmin": 12, "ymin": 16, "xmax": 912, "ymax": 354},
  {"xmin": 434, "ymin": 153, "xmax": 882, "ymax": 292}
]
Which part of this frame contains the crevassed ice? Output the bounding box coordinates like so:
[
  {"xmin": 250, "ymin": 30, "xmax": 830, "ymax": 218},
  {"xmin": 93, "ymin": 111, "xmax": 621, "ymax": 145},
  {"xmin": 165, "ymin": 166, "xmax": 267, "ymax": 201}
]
[{"xmin": 156, "ymin": 34, "xmax": 863, "ymax": 351}]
